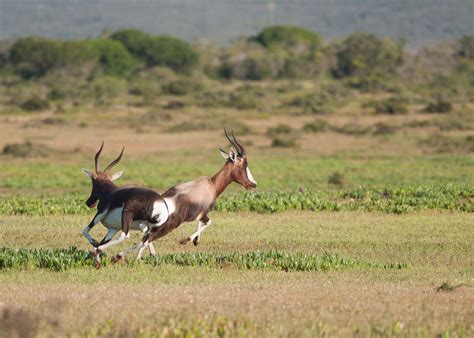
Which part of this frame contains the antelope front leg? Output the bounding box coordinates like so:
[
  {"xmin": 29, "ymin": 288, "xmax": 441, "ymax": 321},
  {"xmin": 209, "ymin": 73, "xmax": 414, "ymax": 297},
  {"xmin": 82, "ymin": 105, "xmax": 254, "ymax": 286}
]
[
  {"xmin": 82, "ymin": 211, "xmax": 106, "ymax": 248},
  {"xmin": 94, "ymin": 211, "xmax": 132, "ymax": 268},
  {"xmin": 180, "ymin": 218, "xmax": 211, "ymax": 246}
]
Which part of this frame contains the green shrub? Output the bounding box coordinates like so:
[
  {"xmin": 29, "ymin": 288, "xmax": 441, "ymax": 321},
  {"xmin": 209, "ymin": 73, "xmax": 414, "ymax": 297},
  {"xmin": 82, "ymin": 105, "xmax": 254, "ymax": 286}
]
[
  {"xmin": 162, "ymin": 79, "xmax": 201, "ymax": 96},
  {"xmin": 20, "ymin": 97, "xmax": 50, "ymax": 111},
  {"xmin": 267, "ymin": 124, "xmax": 293, "ymax": 136},
  {"xmin": 110, "ymin": 29, "xmax": 150, "ymax": 57},
  {"xmin": 84, "ymin": 76, "xmax": 127, "ymax": 103},
  {"xmin": 228, "ymin": 92, "xmax": 260, "ymax": 110},
  {"xmin": 129, "ymin": 80, "xmax": 161, "ymax": 99},
  {"xmin": 332, "ymin": 123, "xmax": 369, "ymax": 136},
  {"xmin": 163, "ymin": 100, "xmax": 185, "ymax": 109},
  {"xmin": 289, "ymin": 94, "xmax": 332, "ymax": 114},
  {"xmin": 271, "ymin": 136, "xmax": 297, "ymax": 147},
  {"xmin": 458, "ymin": 35, "xmax": 474, "ymax": 59},
  {"xmin": 424, "ymin": 99, "xmax": 453, "ymax": 113},
  {"xmin": 9, "ymin": 37, "xmax": 135, "ymax": 78},
  {"xmin": 220, "ymin": 50, "xmax": 278, "ymax": 80},
  {"xmin": 303, "ymin": 119, "xmax": 329, "ymax": 133},
  {"xmin": 90, "ymin": 40, "xmax": 135, "ymax": 76},
  {"xmin": 373, "ymin": 96, "xmax": 408, "ymax": 115},
  {"xmin": 47, "ymin": 88, "xmax": 67, "ymax": 101},
  {"xmin": 328, "ymin": 172, "xmax": 345, "ymax": 186},
  {"xmin": 254, "ymin": 25, "xmax": 322, "ymax": 52},
  {"xmin": 145, "ymin": 36, "xmax": 198, "ymax": 71},
  {"xmin": 333, "ymin": 33, "xmax": 403, "ymax": 78},
  {"xmin": 9, "ymin": 37, "xmax": 63, "ymax": 78},
  {"xmin": 112, "ymin": 30, "xmax": 198, "ymax": 72}
]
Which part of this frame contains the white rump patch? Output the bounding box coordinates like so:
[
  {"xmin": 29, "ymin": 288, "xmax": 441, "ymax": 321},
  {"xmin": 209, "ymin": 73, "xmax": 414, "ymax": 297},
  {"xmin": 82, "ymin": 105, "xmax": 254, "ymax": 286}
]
[
  {"xmin": 151, "ymin": 200, "xmax": 170, "ymax": 226},
  {"xmin": 246, "ymin": 167, "xmax": 257, "ymax": 185},
  {"xmin": 164, "ymin": 198, "xmax": 176, "ymax": 215}
]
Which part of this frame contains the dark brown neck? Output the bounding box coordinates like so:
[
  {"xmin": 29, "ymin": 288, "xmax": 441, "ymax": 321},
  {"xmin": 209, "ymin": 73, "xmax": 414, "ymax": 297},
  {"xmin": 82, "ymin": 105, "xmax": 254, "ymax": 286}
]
[
  {"xmin": 97, "ymin": 180, "xmax": 118, "ymax": 200},
  {"xmin": 211, "ymin": 162, "xmax": 233, "ymax": 198}
]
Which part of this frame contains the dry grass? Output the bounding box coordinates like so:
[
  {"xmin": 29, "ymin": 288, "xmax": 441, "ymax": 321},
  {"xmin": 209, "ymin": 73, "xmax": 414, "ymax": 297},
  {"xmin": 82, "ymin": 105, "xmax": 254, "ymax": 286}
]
[{"xmin": 1, "ymin": 277, "xmax": 472, "ymax": 337}]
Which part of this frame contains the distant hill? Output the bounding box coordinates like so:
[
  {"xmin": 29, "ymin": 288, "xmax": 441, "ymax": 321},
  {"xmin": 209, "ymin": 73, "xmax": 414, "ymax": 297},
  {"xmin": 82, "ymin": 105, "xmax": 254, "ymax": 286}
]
[{"xmin": 0, "ymin": 0, "xmax": 473, "ymax": 46}]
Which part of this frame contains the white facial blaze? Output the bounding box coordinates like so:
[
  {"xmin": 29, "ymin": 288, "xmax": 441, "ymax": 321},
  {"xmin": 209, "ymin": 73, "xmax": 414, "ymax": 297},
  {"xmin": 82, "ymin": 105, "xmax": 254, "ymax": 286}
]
[{"xmin": 246, "ymin": 167, "xmax": 257, "ymax": 185}]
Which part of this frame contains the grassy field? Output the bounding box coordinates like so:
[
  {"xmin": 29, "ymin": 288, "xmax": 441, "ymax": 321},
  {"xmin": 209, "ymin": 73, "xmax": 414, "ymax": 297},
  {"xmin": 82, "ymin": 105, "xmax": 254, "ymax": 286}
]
[
  {"xmin": 1, "ymin": 212, "xmax": 473, "ymax": 337},
  {"xmin": 0, "ymin": 75, "xmax": 473, "ymax": 336}
]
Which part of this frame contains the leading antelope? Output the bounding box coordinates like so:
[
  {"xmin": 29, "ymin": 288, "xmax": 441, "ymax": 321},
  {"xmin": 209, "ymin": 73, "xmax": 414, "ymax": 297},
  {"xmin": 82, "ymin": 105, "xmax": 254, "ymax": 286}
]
[
  {"xmin": 124, "ymin": 130, "xmax": 257, "ymax": 260},
  {"xmin": 81, "ymin": 143, "xmax": 169, "ymax": 268}
]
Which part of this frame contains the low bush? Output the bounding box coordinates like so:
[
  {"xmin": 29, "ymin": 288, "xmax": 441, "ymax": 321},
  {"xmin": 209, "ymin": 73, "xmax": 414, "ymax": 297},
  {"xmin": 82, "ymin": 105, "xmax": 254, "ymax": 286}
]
[
  {"xmin": 254, "ymin": 26, "xmax": 322, "ymax": 51},
  {"xmin": 2, "ymin": 142, "xmax": 55, "ymax": 158},
  {"xmin": 267, "ymin": 124, "xmax": 293, "ymax": 136},
  {"xmin": 332, "ymin": 122, "xmax": 369, "ymax": 135},
  {"xmin": 20, "ymin": 96, "xmax": 50, "ymax": 111},
  {"xmin": 328, "ymin": 172, "xmax": 345, "ymax": 186},
  {"xmin": 420, "ymin": 133, "xmax": 474, "ymax": 153},
  {"xmin": 271, "ymin": 136, "xmax": 297, "ymax": 148},
  {"xmin": 333, "ymin": 33, "xmax": 404, "ymax": 78},
  {"xmin": 373, "ymin": 96, "xmax": 408, "ymax": 115},
  {"xmin": 47, "ymin": 88, "xmax": 67, "ymax": 101},
  {"xmin": 229, "ymin": 93, "xmax": 260, "ymax": 110},
  {"xmin": 457, "ymin": 35, "xmax": 474, "ymax": 59},
  {"xmin": 162, "ymin": 79, "xmax": 200, "ymax": 96},
  {"xmin": 289, "ymin": 94, "xmax": 332, "ymax": 114},
  {"xmin": 302, "ymin": 119, "xmax": 329, "ymax": 133},
  {"xmin": 424, "ymin": 99, "xmax": 453, "ymax": 113},
  {"xmin": 372, "ymin": 122, "xmax": 396, "ymax": 135}
]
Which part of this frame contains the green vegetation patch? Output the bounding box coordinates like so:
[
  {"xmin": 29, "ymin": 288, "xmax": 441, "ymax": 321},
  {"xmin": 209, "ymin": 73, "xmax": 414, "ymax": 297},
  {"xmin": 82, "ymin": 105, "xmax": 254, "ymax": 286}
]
[
  {"xmin": 0, "ymin": 247, "xmax": 406, "ymax": 272},
  {"xmin": 1, "ymin": 184, "xmax": 471, "ymax": 216}
]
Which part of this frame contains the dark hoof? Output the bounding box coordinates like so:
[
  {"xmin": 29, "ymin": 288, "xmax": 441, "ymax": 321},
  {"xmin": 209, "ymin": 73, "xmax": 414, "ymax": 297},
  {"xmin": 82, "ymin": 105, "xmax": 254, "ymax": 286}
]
[
  {"xmin": 95, "ymin": 261, "xmax": 101, "ymax": 269},
  {"xmin": 192, "ymin": 237, "xmax": 199, "ymax": 246},
  {"xmin": 179, "ymin": 237, "xmax": 191, "ymax": 245}
]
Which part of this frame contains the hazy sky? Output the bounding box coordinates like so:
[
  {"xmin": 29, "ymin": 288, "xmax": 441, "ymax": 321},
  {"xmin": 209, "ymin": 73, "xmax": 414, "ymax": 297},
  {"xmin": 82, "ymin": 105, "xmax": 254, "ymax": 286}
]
[{"xmin": 0, "ymin": 0, "xmax": 473, "ymax": 45}]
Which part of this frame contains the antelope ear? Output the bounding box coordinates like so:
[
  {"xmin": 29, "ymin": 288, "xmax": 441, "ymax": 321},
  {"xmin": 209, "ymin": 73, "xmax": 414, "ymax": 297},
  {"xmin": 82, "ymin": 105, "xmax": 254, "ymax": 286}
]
[
  {"xmin": 81, "ymin": 168, "xmax": 93, "ymax": 178},
  {"xmin": 110, "ymin": 170, "xmax": 124, "ymax": 181},
  {"xmin": 228, "ymin": 147, "xmax": 237, "ymax": 162},
  {"xmin": 219, "ymin": 148, "xmax": 230, "ymax": 160}
]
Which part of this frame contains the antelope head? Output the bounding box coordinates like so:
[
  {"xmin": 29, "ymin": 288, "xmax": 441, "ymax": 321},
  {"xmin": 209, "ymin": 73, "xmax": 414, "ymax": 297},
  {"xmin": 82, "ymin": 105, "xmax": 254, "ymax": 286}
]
[
  {"xmin": 219, "ymin": 129, "xmax": 257, "ymax": 190},
  {"xmin": 81, "ymin": 142, "xmax": 124, "ymax": 208}
]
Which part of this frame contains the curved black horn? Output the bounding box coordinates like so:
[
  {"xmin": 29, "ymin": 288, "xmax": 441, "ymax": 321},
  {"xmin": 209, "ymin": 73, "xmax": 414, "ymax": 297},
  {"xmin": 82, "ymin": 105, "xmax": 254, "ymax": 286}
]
[
  {"xmin": 94, "ymin": 141, "xmax": 104, "ymax": 173},
  {"xmin": 224, "ymin": 128, "xmax": 241, "ymax": 154},
  {"xmin": 231, "ymin": 130, "xmax": 246, "ymax": 156},
  {"xmin": 104, "ymin": 147, "xmax": 124, "ymax": 173}
]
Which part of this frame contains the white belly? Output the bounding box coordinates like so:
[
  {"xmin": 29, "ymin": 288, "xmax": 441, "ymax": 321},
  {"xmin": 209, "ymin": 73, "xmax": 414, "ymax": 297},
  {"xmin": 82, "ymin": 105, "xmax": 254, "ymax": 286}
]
[{"xmin": 101, "ymin": 207, "xmax": 151, "ymax": 232}]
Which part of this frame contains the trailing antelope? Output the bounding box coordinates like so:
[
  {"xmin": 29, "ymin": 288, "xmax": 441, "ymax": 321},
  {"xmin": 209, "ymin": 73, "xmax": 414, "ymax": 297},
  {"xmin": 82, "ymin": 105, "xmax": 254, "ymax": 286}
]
[
  {"xmin": 81, "ymin": 143, "xmax": 169, "ymax": 268},
  {"xmin": 128, "ymin": 130, "xmax": 257, "ymax": 260}
]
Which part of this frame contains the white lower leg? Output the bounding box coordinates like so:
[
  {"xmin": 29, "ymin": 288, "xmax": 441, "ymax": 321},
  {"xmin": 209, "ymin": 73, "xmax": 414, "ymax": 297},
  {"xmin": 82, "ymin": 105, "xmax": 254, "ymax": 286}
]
[
  {"xmin": 97, "ymin": 231, "xmax": 128, "ymax": 252},
  {"xmin": 148, "ymin": 242, "xmax": 156, "ymax": 256},
  {"xmin": 136, "ymin": 240, "xmax": 149, "ymax": 260},
  {"xmin": 189, "ymin": 220, "xmax": 211, "ymax": 242}
]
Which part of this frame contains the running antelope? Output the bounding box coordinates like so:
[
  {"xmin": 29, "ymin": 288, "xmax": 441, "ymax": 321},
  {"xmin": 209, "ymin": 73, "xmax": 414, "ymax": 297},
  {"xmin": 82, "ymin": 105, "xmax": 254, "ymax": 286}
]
[
  {"xmin": 81, "ymin": 143, "xmax": 169, "ymax": 268},
  {"xmin": 130, "ymin": 130, "xmax": 257, "ymax": 259}
]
